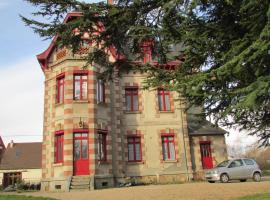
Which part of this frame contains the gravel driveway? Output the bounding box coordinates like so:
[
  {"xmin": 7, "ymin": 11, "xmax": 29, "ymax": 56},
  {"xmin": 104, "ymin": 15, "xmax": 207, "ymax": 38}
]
[{"xmin": 18, "ymin": 180, "xmax": 270, "ymax": 200}]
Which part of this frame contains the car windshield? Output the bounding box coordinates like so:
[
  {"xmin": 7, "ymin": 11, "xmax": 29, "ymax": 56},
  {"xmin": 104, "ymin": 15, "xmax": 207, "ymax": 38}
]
[{"xmin": 216, "ymin": 160, "xmax": 230, "ymax": 167}]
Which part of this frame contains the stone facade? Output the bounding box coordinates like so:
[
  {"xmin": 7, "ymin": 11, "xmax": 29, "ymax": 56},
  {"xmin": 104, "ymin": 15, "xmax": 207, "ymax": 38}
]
[{"xmin": 37, "ymin": 13, "xmax": 228, "ymax": 192}]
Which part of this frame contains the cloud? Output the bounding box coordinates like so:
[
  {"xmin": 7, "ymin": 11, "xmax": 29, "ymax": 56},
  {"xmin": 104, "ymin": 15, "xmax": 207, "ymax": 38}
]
[{"xmin": 0, "ymin": 57, "xmax": 44, "ymax": 145}]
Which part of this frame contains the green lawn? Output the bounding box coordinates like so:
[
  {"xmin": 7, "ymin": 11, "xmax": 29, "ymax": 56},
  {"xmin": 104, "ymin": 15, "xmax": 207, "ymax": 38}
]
[
  {"xmin": 236, "ymin": 193, "xmax": 270, "ymax": 200},
  {"xmin": 0, "ymin": 195, "xmax": 56, "ymax": 200},
  {"xmin": 263, "ymin": 170, "xmax": 270, "ymax": 176}
]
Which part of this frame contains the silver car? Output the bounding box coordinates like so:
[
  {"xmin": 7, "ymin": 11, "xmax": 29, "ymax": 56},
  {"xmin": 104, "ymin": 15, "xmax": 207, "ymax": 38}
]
[{"xmin": 205, "ymin": 158, "xmax": 262, "ymax": 183}]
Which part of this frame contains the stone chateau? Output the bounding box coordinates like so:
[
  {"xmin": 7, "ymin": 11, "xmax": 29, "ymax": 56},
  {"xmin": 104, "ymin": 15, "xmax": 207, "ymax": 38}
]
[{"xmin": 37, "ymin": 12, "xmax": 228, "ymax": 191}]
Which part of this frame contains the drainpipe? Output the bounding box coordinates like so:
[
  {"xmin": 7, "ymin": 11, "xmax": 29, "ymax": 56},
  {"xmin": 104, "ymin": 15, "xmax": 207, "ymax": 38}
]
[{"xmin": 180, "ymin": 107, "xmax": 190, "ymax": 181}]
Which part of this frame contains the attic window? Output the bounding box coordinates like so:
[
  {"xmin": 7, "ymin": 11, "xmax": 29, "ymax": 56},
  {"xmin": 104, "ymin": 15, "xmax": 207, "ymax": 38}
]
[{"xmin": 141, "ymin": 41, "xmax": 152, "ymax": 63}]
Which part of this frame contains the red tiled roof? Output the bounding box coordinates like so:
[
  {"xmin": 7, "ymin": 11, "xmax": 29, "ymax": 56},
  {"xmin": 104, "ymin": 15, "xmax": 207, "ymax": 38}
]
[{"xmin": 0, "ymin": 142, "xmax": 42, "ymax": 170}]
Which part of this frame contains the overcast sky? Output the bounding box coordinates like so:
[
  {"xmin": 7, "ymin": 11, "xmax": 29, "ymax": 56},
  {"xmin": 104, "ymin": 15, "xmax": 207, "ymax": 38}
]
[{"xmin": 0, "ymin": 0, "xmax": 257, "ymax": 149}]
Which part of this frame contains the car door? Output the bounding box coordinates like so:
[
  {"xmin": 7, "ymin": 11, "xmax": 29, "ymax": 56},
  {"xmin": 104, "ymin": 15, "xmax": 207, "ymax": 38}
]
[
  {"xmin": 243, "ymin": 159, "xmax": 256, "ymax": 178},
  {"xmin": 227, "ymin": 159, "xmax": 245, "ymax": 179}
]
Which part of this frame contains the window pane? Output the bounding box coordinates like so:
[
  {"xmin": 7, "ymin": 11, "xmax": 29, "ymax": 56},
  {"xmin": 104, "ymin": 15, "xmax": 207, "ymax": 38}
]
[
  {"xmin": 128, "ymin": 138, "xmax": 133, "ymax": 143},
  {"xmin": 81, "ymin": 139, "xmax": 88, "ymax": 159},
  {"xmin": 74, "ymin": 81, "xmax": 80, "ymax": 100},
  {"xmin": 162, "ymin": 140, "xmax": 168, "ymax": 160},
  {"xmin": 128, "ymin": 144, "xmax": 134, "ymax": 161},
  {"xmin": 165, "ymin": 95, "xmax": 170, "ymax": 111},
  {"xmin": 97, "ymin": 80, "xmax": 104, "ymax": 103},
  {"xmin": 169, "ymin": 142, "xmax": 175, "ymax": 160},
  {"xmin": 244, "ymin": 159, "xmax": 254, "ymax": 165},
  {"xmin": 133, "ymin": 95, "xmax": 138, "ymax": 111},
  {"xmin": 58, "ymin": 136, "xmax": 63, "ymax": 161},
  {"xmin": 74, "ymin": 133, "xmax": 81, "ymax": 137},
  {"xmin": 82, "ymin": 81, "xmax": 87, "ymax": 99},
  {"xmin": 126, "ymin": 95, "xmax": 131, "ymax": 111},
  {"xmin": 135, "ymin": 143, "xmax": 141, "ymax": 160},
  {"xmin": 82, "ymin": 75, "xmax": 87, "ymax": 80},
  {"xmin": 74, "ymin": 75, "xmax": 80, "ymax": 80},
  {"xmin": 98, "ymin": 134, "xmax": 103, "ymax": 160},
  {"xmin": 59, "ymin": 84, "xmax": 64, "ymax": 103},
  {"xmin": 74, "ymin": 140, "xmax": 81, "ymax": 160},
  {"xmin": 158, "ymin": 94, "xmax": 163, "ymax": 111},
  {"xmin": 81, "ymin": 133, "xmax": 87, "ymax": 137}
]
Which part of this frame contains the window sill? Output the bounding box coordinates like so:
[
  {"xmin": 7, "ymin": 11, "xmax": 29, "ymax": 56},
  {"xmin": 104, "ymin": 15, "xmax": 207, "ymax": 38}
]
[
  {"xmin": 127, "ymin": 161, "xmax": 144, "ymax": 165},
  {"xmin": 124, "ymin": 111, "xmax": 142, "ymax": 114},
  {"xmin": 73, "ymin": 100, "xmax": 89, "ymax": 103},
  {"xmin": 159, "ymin": 110, "xmax": 174, "ymax": 113},
  {"xmin": 53, "ymin": 162, "xmax": 63, "ymax": 167},
  {"xmin": 161, "ymin": 160, "xmax": 178, "ymax": 163},
  {"xmin": 55, "ymin": 103, "xmax": 64, "ymax": 107},
  {"xmin": 98, "ymin": 160, "xmax": 110, "ymax": 164},
  {"xmin": 97, "ymin": 102, "xmax": 107, "ymax": 106}
]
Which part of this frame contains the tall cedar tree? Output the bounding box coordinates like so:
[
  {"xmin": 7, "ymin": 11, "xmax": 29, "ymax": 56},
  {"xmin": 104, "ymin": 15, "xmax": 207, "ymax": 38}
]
[{"xmin": 22, "ymin": 0, "xmax": 270, "ymax": 145}]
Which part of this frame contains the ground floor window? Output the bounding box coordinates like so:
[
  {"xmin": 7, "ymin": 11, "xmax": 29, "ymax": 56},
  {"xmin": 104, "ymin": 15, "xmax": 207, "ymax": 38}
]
[
  {"xmin": 128, "ymin": 137, "xmax": 142, "ymax": 162},
  {"xmin": 98, "ymin": 131, "xmax": 107, "ymax": 161},
  {"xmin": 55, "ymin": 132, "xmax": 64, "ymax": 163},
  {"xmin": 161, "ymin": 135, "xmax": 175, "ymax": 161},
  {"xmin": 3, "ymin": 172, "xmax": 22, "ymax": 188}
]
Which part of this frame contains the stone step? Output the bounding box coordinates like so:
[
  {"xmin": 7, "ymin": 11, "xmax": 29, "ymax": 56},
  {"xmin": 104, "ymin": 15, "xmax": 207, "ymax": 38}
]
[
  {"xmin": 72, "ymin": 176, "xmax": 90, "ymax": 180},
  {"xmin": 71, "ymin": 181, "xmax": 90, "ymax": 186},
  {"xmin": 70, "ymin": 185, "xmax": 90, "ymax": 190}
]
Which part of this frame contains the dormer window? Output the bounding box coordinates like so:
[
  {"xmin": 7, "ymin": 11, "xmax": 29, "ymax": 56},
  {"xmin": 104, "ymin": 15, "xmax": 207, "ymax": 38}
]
[{"xmin": 141, "ymin": 41, "xmax": 152, "ymax": 63}]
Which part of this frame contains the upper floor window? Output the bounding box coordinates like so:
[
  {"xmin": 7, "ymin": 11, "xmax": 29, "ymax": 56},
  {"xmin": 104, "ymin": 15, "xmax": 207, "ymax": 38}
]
[
  {"xmin": 125, "ymin": 87, "xmax": 139, "ymax": 112},
  {"xmin": 128, "ymin": 137, "xmax": 142, "ymax": 162},
  {"xmin": 55, "ymin": 131, "xmax": 64, "ymax": 163},
  {"xmin": 161, "ymin": 135, "xmax": 175, "ymax": 161},
  {"xmin": 97, "ymin": 131, "xmax": 107, "ymax": 161},
  {"xmin": 74, "ymin": 73, "xmax": 88, "ymax": 100},
  {"xmin": 97, "ymin": 79, "xmax": 105, "ymax": 103},
  {"xmin": 141, "ymin": 41, "xmax": 152, "ymax": 63},
  {"xmin": 158, "ymin": 88, "xmax": 171, "ymax": 111},
  {"xmin": 56, "ymin": 75, "xmax": 65, "ymax": 104}
]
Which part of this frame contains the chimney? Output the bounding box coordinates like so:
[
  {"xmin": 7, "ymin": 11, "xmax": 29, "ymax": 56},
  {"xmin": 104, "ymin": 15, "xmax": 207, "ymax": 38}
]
[
  {"xmin": 107, "ymin": 0, "xmax": 113, "ymax": 5},
  {"xmin": 10, "ymin": 140, "xmax": 14, "ymax": 148}
]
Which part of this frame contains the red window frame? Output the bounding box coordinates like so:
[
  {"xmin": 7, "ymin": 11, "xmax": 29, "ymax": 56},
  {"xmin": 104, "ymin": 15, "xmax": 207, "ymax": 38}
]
[
  {"xmin": 158, "ymin": 88, "xmax": 171, "ymax": 111},
  {"xmin": 73, "ymin": 130, "xmax": 89, "ymax": 160},
  {"xmin": 125, "ymin": 87, "xmax": 139, "ymax": 111},
  {"xmin": 56, "ymin": 74, "xmax": 65, "ymax": 104},
  {"xmin": 97, "ymin": 79, "xmax": 105, "ymax": 103},
  {"xmin": 73, "ymin": 71, "xmax": 88, "ymax": 100},
  {"xmin": 55, "ymin": 131, "xmax": 64, "ymax": 163},
  {"xmin": 97, "ymin": 131, "xmax": 107, "ymax": 161},
  {"xmin": 161, "ymin": 135, "xmax": 175, "ymax": 161},
  {"xmin": 127, "ymin": 136, "xmax": 142, "ymax": 162}
]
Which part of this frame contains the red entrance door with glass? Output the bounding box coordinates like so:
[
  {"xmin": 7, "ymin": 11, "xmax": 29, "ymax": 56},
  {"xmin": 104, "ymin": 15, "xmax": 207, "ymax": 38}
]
[
  {"xmin": 73, "ymin": 132, "xmax": 89, "ymax": 175},
  {"xmin": 200, "ymin": 141, "xmax": 213, "ymax": 169}
]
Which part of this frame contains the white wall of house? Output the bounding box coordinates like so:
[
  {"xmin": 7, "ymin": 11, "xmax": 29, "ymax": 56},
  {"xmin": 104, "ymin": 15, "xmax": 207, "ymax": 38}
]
[{"xmin": 0, "ymin": 168, "xmax": 42, "ymax": 185}]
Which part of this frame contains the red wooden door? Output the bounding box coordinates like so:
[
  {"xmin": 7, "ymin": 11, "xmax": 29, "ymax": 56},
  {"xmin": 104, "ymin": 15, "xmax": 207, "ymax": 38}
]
[
  {"xmin": 200, "ymin": 142, "xmax": 213, "ymax": 169},
  {"xmin": 73, "ymin": 133, "xmax": 89, "ymax": 175}
]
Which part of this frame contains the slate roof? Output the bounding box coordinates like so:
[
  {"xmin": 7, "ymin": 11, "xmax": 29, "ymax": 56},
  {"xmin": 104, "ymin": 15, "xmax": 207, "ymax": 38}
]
[
  {"xmin": 188, "ymin": 120, "xmax": 227, "ymax": 136},
  {"xmin": 0, "ymin": 142, "xmax": 42, "ymax": 170}
]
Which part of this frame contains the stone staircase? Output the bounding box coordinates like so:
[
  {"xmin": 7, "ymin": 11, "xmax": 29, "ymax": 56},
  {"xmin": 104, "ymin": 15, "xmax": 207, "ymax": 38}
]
[{"xmin": 69, "ymin": 175, "xmax": 93, "ymax": 191}]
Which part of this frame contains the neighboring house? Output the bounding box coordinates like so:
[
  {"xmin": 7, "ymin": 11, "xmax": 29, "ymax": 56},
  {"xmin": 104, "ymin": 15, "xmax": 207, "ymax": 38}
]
[
  {"xmin": 36, "ymin": 12, "xmax": 228, "ymax": 192},
  {"xmin": 0, "ymin": 141, "xmax": 42, "ymax": 188},
  {"xmin": 0, "ymin": 136, "xmax": 5, "ymax": 162}
]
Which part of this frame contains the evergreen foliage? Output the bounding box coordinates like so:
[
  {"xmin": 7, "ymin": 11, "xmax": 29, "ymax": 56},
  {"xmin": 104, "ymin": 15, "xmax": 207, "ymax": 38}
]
[{"xmin": 22, "ymin": 0, "xmax": 270, "ymax": 145}]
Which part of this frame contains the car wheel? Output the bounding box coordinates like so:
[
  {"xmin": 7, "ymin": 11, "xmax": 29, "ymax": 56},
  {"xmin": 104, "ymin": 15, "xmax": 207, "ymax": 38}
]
[
  {"xmin": 220, "ymin": 173, "xmax": 229, "ymax": 183},
  {"xmin": 253, "ymin": 172, "xmax": 261, "ymax": 182},
  {"xmin": 208, "ymin": 181, "xmax": 215, "ymax": 183},
  {"xmin": 240, "ymin": 179, "xmax": 247, "ymax": 182}
]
